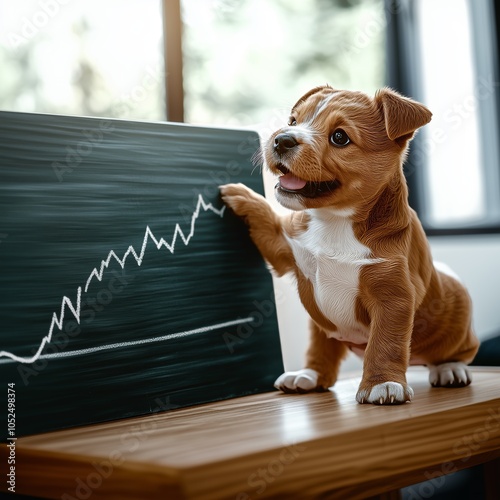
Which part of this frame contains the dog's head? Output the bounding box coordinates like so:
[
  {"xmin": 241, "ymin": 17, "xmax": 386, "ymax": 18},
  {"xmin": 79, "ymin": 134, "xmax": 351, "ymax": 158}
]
[{"xmin": 263, "ymin": 85, "xmax": 432, "ymax": 212}]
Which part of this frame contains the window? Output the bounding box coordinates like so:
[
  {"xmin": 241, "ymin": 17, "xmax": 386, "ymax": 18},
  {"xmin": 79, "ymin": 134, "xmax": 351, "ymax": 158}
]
[
  {"xmin": 0, "ymin": 0, "xmax": 165, "ymax": 121},
  {"xmin": 180, "ymin": 0, "xmax": 385, "ymax": 127},
  {"xmin": 0, "ymin": 0, "xmax": 386, "ymax": 129},
  {"xmin": 2, "ymin": 0, "xmax": 499, "ymax": 236},
  {"xmin": 386, "ymin": 0, "xmax": 500, "ymax": 234}
]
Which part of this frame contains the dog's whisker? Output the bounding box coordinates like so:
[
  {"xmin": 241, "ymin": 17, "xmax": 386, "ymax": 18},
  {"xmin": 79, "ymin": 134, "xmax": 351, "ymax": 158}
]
[{"xmin": 250, "ymin": 164, "xmax": 260, "ymax": 175}]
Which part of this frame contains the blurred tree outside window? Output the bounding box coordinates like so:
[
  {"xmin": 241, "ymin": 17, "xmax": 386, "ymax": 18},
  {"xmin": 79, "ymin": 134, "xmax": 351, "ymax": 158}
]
[
  {"xmin": 0, "ymin": 0, "xmax": 385, "ymax": 127},
  {"xmin": 0, "ymin": 0, "xmax": 166, "ymax": 121},
  {"xmin": 182, "ymin": 0, "xmax": 385, "ymax": 126}
]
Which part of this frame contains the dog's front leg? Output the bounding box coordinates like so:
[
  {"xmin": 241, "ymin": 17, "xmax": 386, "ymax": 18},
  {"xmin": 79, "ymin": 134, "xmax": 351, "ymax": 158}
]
[
  {"xmin": 275, "ymin": 319, "xmax": 348, "ymax": 393},
  {"xmin": 356, "ymin": 262, "xmax": 415, "ymax": 405},
  {"xmin": 220, "ymin": 183, "xmax": 295, "ymax": 276}
]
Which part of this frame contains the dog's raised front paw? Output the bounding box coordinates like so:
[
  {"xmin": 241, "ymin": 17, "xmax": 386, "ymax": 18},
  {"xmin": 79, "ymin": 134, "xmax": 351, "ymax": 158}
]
[
  {"xmin": 274, "ymin": 368, "xmax": 324, "ymax": 393},
  {"xmin": 356, "ymin": 381, "xmax": 414, "ymax": 405},
  {"xmin": 219, "ymin": 183, "xmax": 262, "ymax": 217},
  {"xmin": 428, "ymin": 362, "xmax": 472, "ymax": 387}
]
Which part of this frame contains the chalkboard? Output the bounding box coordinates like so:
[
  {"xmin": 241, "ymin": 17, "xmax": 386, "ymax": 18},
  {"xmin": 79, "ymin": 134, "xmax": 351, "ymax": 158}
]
[{"xmin": 0, "ymin": 111, "xmax": 283, "ymax": 437}]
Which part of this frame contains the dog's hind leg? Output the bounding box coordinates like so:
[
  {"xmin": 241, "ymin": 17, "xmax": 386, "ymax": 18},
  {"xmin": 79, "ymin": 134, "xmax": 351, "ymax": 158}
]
[{"xmin": 428, "ymin": 362, "xmax": 472, "ymax": 387}]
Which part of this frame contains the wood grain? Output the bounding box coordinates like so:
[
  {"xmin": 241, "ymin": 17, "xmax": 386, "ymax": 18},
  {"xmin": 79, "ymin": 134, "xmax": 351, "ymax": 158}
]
[{"xmin": 3, "ymin": 367, "xmax": 500, "ymax": 499}]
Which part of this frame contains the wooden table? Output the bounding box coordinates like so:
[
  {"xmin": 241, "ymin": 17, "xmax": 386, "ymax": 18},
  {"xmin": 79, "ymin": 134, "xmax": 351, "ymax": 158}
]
[{"xmin": 4, "ymin": 367, "xmax": 500, "ymax": 499}]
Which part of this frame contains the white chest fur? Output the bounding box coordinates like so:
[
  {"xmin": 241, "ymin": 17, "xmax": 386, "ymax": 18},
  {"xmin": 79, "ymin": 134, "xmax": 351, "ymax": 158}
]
[{"xmin": 286, "ymin": 209, "xmax": 380, "ymax": 343}]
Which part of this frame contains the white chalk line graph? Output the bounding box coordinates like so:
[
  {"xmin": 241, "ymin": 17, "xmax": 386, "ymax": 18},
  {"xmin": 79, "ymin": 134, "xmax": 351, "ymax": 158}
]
[
  {"xmin": 0, "ymin": 317, "xmax": 254, "ymax": 364},
  {"xmin": 0, "ymin": 194, "xmax": 248, "ymax": 365}
]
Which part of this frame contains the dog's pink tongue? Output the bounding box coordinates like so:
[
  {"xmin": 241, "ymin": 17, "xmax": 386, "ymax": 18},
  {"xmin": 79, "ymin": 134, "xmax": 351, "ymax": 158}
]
[{"xmin": 279, "ymin": 173, "xmax": 307, "ymax": 190}]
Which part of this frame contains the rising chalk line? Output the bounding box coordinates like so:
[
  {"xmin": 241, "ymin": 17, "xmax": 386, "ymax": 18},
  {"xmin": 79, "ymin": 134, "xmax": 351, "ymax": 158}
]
[{"xmin": 0, "ymin": 194, "xmax": 236, "ymax": 365}]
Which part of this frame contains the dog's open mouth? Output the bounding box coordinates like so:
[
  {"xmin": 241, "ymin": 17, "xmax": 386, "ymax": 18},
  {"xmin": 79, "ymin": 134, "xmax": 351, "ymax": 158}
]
[{"xmin": 275, "ymin": 164, "xmax": 340, "ymax": 198}]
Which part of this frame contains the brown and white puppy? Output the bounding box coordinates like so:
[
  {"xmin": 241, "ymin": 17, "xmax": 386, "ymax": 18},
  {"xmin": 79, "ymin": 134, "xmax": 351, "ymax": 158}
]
[{"xmin": 220, "ymin": 85, "xmax": 479, "ymax": 404}]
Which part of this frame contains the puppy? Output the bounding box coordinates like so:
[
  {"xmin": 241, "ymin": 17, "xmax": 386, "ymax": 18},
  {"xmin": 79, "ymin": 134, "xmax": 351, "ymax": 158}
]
[{"xmin": 220, "ymin": 85, "xmax": 479, "ymax": 404}]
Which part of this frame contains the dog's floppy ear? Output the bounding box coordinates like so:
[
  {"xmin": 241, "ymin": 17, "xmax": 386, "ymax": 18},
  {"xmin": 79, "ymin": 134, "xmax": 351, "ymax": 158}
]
[{"xmin": 376, "ymin": 87, "xmax": 432, "ymax": 146}]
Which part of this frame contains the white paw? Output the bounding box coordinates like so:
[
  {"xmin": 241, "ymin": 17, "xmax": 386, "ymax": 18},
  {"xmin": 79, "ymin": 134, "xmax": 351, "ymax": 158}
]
[
  {"xmin": 356, "ymin": 382, "xmax": 414, "ymax": 405},
  {"xmin": 428, "ymin": 362, "xmax": 471, "ymax": 387},
  {"xmin": 274, "ymin": 369, "xmax": 320, "ymax": 393}
]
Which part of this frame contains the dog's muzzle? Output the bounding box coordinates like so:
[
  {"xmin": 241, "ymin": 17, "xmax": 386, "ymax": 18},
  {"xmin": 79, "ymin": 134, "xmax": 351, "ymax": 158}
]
[{"xmin": 271, "ymin": 133, "xmax": 340, "ymax": 198}]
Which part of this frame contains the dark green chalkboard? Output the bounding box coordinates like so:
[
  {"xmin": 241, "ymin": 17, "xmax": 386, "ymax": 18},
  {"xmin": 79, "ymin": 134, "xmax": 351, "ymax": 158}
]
[{"xmin": 0, "ymin": 111, "xmax": 283, "ymax": 437}]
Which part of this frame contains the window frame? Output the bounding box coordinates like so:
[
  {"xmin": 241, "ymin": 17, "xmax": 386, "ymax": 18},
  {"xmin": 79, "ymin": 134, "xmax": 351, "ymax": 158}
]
[
  {"xmin": 385, "ymin": 0, "xmax": 500, "ymax": 236},
  {"xmin": 162, "ymin": 0, "xmax": 184, "ymax": 122}
]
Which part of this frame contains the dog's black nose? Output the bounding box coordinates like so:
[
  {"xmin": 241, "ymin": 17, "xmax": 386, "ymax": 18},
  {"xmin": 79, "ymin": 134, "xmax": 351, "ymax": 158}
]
[{"xmin": 274, "ymin": 133, "xmax": 298, "ymax": 155}]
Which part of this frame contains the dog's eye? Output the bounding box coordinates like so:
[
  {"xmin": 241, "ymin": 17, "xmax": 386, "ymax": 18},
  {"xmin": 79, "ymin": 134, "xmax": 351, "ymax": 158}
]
[
  {"xmin": 330, "ymin": 129, "xmax": 350, "ymax": 147},
  {"xmin": 288, "ymin": 117, "xmax": 297, "ymax": 126}
]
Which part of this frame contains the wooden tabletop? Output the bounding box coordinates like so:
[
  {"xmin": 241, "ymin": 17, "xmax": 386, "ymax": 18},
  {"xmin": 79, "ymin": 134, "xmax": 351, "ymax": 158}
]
[{"xmin": 5, "ymin": 367, "xmax": 500, "ymax": 499}]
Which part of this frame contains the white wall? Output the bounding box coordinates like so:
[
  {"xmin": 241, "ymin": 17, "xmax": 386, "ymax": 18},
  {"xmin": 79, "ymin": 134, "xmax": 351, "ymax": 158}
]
[{"xmin": 429, "ymin": 235, "xmax": 500, "ymax": 340}]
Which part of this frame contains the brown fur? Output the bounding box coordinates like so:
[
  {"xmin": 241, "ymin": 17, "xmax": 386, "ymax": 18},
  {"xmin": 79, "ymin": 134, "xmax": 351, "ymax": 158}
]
[{"xmin": 220, "ymin": 86, "xmax": 479, "ymax": 404}]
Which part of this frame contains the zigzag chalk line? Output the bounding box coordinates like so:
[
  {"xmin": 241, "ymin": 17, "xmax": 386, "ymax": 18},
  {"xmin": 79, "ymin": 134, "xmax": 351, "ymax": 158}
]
[{"xmin": 0, "ymin": 194, "xmax": 226, "ymax": 364}]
